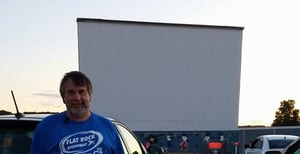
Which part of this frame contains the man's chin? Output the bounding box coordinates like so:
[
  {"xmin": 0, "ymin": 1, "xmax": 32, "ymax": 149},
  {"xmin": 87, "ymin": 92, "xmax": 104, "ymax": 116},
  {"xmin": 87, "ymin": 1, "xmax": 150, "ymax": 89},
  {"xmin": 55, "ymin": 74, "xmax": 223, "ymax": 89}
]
[{"xmin": 70, "ymin": 108, "xmax": 88, "ymax": 117}]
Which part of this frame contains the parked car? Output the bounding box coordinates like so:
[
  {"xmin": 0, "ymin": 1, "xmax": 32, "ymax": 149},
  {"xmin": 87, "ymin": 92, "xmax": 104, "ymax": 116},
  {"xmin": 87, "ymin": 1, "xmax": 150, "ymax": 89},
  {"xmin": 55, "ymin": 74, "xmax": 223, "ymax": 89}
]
[
  {"xmin": 244, "ymin": 134, "xmax": 299, "ymax": 154},
  {"xmin": 0, "ymin": 113, "xmax": 148, "ymax": 154}
]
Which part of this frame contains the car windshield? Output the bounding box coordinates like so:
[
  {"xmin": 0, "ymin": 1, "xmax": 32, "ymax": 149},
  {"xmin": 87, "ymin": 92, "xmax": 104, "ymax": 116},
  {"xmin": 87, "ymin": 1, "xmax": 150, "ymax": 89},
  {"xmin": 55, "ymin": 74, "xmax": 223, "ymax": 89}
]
[{"xmin": 268, "ymin": 139, "xmax": 295, "ymax": 149}]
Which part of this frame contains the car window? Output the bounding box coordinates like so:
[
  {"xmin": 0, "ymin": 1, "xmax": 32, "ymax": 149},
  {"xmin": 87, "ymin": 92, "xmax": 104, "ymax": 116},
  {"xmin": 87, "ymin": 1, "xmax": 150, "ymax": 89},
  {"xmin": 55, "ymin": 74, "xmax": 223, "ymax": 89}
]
[
  {"xmin": 284, "ymin": 139, "xmax": 300, "ymax": 154},
  {"xmin": 252, "ymin": 139, "xmax": 263, "ymax": 149},
  {"xmin": 268, "ymin": 139, "xmax": 295, "ymax": 149},
  {"xmin": 114, "ymin": 122, "xmax": 145, "ymax": 154},
  {"xmin": 0, "ymin": 120, "xmax": 37, "ymax": 154}
]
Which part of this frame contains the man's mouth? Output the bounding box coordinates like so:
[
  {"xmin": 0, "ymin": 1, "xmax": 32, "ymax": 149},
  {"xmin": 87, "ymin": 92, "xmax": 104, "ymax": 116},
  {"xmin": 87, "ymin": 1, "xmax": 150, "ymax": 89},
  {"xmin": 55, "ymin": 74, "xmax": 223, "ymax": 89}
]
[{"xmin": 70, "ymin": 102, "xmax": 85, "ymax": 108}]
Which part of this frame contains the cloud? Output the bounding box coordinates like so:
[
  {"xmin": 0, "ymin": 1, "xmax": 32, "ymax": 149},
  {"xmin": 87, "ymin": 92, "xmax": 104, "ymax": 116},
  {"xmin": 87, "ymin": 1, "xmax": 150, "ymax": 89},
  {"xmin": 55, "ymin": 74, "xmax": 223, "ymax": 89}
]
[
  {"xmin": 23, "ymin": 92, "xmax": 64, "ymax": 112},
  {"xmin": 32, "ymin": 92, "xmax": 60, "ymax": 98}
]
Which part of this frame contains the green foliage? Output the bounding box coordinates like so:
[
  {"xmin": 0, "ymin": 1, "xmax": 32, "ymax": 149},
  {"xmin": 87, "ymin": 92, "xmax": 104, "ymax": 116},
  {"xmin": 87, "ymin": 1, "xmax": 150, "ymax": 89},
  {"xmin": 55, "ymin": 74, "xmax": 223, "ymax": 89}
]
[{"xmin": 272, "ymin": 100, "xmax": 300, "ymax": 126}]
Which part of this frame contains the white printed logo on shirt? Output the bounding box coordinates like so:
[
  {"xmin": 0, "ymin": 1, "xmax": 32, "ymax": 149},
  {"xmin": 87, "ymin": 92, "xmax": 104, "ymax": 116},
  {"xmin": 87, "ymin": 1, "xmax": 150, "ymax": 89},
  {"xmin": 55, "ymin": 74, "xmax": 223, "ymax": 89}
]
[{"xmin": 59, "ymin": 130, "xmax": 103, "ymax": 153}]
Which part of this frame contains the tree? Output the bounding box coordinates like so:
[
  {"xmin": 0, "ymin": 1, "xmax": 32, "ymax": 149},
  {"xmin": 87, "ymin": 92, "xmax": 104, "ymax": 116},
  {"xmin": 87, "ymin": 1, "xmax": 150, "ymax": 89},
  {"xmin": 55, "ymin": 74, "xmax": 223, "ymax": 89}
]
[{"xmin": 272, "ymin": 99, "xmax": 300, "ymax": 126}]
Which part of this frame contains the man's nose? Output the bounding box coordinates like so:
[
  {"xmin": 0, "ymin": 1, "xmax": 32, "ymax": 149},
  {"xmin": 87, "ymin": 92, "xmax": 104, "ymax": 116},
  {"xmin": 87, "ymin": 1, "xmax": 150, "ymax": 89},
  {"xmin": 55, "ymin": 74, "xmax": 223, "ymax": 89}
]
[{"xmin": 73, "ymin": 92, "xmax": 81, "ymax": 100}]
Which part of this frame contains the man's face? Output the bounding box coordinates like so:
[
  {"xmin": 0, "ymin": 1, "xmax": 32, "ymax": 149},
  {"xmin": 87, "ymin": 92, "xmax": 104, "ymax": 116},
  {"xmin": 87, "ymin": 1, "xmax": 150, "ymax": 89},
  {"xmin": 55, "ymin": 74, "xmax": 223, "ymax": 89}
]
[{"xmin": 62, "ymin": 78, "xmax": 91, "ymax": 120}]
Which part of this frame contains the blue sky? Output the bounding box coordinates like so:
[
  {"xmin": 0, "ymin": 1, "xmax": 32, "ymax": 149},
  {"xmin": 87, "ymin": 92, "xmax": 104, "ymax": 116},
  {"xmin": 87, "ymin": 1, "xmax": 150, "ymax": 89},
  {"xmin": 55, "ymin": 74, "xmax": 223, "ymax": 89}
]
[{"xmin": 1, "ymin": 0, "xmax": 300, "ymax": 126}]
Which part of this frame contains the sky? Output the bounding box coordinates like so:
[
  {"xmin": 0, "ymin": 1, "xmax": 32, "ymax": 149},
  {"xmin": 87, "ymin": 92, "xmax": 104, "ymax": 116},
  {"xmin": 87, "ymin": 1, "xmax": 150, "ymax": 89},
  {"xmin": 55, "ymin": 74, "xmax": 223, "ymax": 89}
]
[{"xmin": 1, "ymin": 0, "xmax": 300, "ymax": 126}]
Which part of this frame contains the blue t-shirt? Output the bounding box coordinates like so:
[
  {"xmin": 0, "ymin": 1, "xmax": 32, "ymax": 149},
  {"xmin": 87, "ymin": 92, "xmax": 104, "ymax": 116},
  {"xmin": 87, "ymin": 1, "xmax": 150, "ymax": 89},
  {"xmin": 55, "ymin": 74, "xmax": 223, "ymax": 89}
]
[{"xmin": 30, "ymin": 112, "xmax": 125, "ymax": 154}]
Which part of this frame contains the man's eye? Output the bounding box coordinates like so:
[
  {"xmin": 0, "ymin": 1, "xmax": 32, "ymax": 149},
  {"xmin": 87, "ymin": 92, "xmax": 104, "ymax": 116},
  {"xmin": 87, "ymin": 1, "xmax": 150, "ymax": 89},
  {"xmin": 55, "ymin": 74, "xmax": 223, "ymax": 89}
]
[
  {"xmin": 66, "ymin": 91, "xmax": 75, "ymax": 96},
  {"xmin": 79, "ymin": 90, "xmax": 87, "ymax": 95}
]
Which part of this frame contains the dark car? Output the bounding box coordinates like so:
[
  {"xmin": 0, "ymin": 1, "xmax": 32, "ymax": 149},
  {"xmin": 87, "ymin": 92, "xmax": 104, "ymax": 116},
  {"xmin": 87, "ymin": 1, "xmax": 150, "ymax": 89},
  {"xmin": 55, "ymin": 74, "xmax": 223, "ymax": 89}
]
[{"xmin": 0, "ymin": 113, "xmax": 148, "ymax": 154}]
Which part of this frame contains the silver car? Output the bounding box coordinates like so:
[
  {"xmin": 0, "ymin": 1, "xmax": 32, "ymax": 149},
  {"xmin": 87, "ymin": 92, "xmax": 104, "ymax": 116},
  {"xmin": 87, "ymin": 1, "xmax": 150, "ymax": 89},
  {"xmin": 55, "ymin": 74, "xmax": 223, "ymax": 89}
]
[{"xmin": 244, "ymin": 134, "xmax": 299, "ymax": 154}]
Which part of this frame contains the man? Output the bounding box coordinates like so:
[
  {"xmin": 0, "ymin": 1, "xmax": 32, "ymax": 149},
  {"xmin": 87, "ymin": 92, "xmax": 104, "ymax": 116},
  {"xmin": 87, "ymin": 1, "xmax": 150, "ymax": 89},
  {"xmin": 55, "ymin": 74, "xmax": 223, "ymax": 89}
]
[{"xmin": 30, "ymin": 71, "xmax": 125, "ymax": 154}]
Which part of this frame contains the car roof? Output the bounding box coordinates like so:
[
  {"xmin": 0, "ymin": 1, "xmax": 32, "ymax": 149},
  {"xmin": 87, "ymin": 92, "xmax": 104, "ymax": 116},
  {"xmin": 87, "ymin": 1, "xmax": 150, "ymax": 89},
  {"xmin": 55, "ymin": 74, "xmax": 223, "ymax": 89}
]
[
  {"xmin": 0, "ymin": 113, "xmax": 50, "ymax": 121},
  {"xmin": 257, "ymin": 134, "xmax": 299, "ymax": 140},
  {"xmin": 0, "ymin": 113, "xmax": 119, "ymax": 123}
]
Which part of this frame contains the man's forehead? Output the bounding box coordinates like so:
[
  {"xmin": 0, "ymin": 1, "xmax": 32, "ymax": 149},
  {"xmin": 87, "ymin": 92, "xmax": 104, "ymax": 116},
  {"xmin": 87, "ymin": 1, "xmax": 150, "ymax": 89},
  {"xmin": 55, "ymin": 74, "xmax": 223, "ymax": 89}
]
[{"xmin": 64, "ymin": 79, "xmax": 88, "ymax": 89}]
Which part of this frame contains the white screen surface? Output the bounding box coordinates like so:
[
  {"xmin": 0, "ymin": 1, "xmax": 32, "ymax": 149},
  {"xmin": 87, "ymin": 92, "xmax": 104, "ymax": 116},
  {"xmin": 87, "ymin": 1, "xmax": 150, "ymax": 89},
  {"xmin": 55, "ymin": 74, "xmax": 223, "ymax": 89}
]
[{"xmin": 77, "ymin": 18, "xmax": 243, "ymax": 131}]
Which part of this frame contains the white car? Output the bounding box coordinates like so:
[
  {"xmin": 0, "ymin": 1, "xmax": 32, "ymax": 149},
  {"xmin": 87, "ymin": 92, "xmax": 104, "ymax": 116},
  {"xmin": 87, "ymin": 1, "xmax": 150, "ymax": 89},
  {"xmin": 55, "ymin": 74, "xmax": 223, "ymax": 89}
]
[{"xmin": 244, "ymin": 134, "xmax": 299, "ymax": 154}]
